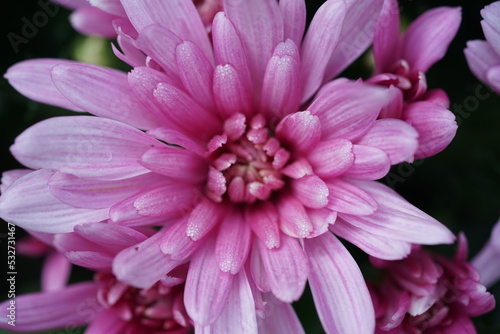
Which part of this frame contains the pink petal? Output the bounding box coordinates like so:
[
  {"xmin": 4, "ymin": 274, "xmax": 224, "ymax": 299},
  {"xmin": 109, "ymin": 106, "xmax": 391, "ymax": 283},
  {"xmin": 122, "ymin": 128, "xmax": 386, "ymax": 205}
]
[
  {"xmin": 326, "ymin": 178, "xmax": 378, "ymax": 215},
  {"xmin": 257, "ymin": 235, "xmax": 308, "ymax": 303},
  {"xmin": 223, "ymin": 0, "xmax": 284, "ymax": 93},
  {"xmin": 0, "ymin": 170, "xmax": 108, "ymax": 233},
  {"xmin": 147, "ymin": 127, "xmax": 206, "ymax": 157},
  {"xmin": 472, "ymin": 219, "xmax": 500, "ymax": 288},
  {"xmin": 356, "ymin": 118, "xmax": 419, "ymax": 164},
  {"xmin": 307, "ymin": 138, "xmax": 354, "ymax": 178},
  {"xmin": 48, "ymin": 172, "xmax": 164, "ymax": 209},
  {"xmin": 277, "ymin": 195, "xmax": 313, "ymax": 238},
  {"xmin": 404, "ymin": 101, "xmax": 457, "ymax": 159},
  {"xmin": 198, "ymin": 270, "xmax": 257, "ymax": 333},
  {"xmin": 184, "ymin": 238, "xmax": 234, "ymax": 325},
  {"xmin": 324, "ymin": 0, "xmax": 384, "ymax": 79},
  {"xmin": 213, "ymin": 64, "xmax": 254, "ymax": 118},
  {"xmin": 74, "ymin": 222, "xmax": 148, "ymax": 254},
  {"xmin": 464, "ymin": 40, "xmax": 500, "ymax": 86},
  {"xmin": 309, "ymin": 81, "xmax": 389, "ymax": 141},
  {"xmin": 373, "ymin": 0, "xmax": 401, "ymax": 73},
  {"xmin": 291, "ymin": 175, "xmax": 329, "ymax": 209},
  {"xmin": 186, "ymin": 198, "xmax": 225, "ymax": 241},
  {"xmin": 134, "ymin": 25, "xmax": 183, "ymax": 83},
  {"xmin": 140, "ymin": 146, "xmax": 207, "ymax": 183},
  {"xmin": 70, "ymin": 7, "xmax": 118, "ymax": 38},
  {"xmin": 279, "ymin": 0, "xmax": 306, "ymax": 48},
  {"xmin": 65, "ymin": 250, "xmax": 113, "ymax": 269},
  {"xmin": 4, "ymin": 59, "xmax": 82, "ymax": 111},
  {"xmin": 300, "ymin": 0, "xmax": 346, "ymax": 101},
  {"xmin": 402, "ymin": 7, "xmax": 462, "ymax": 72},
  {"xmin": 11, "ymin": 116, "xmax": 157, "ymax": 180},
  {"xmin": 258, "ymin": 297, "xmax": 305, "ymax": 334},
  {"xmin": 340, "ymin": 180, "xmax": 456, "ymax": 245},
  {"xmin": 121, "ymin": 0, "xmax": 213, "ymax": 62},
  {"xmin": 85, "ymin": 308, "xmax": 128, "ymax": 334},
  {"xmin": 51, "ymin": 63, "xmax": 162, "ymax": 130},
  {"xmin": 160, "ymin": 217, "xmax": 204, "ymax": 261},
  {"xmin": 176, "ymin": 41, "xmax": 215, "ymax": 110},
  {"xmin": 211, "ymin": 12, "xmax": 253, "ymax": 101},
  {"xmin": 153, "ymin": 82, "xmax": 222, "ymax": 141},
  {"xmin": 249, "ymin": 242, "xmax": 271, "ymax": 292},
  {"xmin": 343, "ymin": 145, "xmax": 390, "ymax": 180},
  {"xmin": 0, "ymin": 283, "xmax": 97, "ymax": 332},
  {"xmin": 89, "ymin": 0, "xmax": 127, "ymax": 16},
  {"xmin": 304, "ymin": 233, "xmax": 375, "ymax": 334},
  {"xmin": 331, "ymin": 218, "xmax": 412, "ymax": 260},
  {"xmin": 306, "ymin": 208, "xmax": 337, "ymax": 238},
  {"xmin": 275, "ymin": 111, "xmax": 321, "ymax": 153},
  {"xmin": 245, "ymin": 202, "xmax": 281, "ymax": 249},
  {"xmin": 132, "ymin": 182, "xmax": 198, "ymax": 217},
  {"xmin": 113, "ymin": 229, "xmax": 180, "ymax": 288},
  {"xmin": 260, "ymin": 40, "xmax": 301, "ymax": 118},
  {"xmin": 41, "ymin": 252, "xmax": 71, "ymax": 292},
  {"xmin": 1, "ymin": 169, "xmax": 31, "ymax": 193},
  {"xmin": 215, "ymin": 210, "xmax": 252, "ymax": 274}
]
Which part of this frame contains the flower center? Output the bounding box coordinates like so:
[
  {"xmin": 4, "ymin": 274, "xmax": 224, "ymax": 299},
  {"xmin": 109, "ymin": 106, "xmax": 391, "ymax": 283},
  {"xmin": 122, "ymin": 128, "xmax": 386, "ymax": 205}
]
[
  {"xmin": 95, "ymin": 273, "xmax": 190, "ymax": 333},
  {"xmin": 206, "ymin": 113, "xmax": 290, "ymax": 204}
]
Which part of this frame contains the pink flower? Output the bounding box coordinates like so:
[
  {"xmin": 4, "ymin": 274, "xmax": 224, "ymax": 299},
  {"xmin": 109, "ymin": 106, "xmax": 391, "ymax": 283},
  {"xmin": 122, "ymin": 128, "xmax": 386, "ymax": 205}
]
[
  {"xmin": 1, "ymin": 0, "xmax": 456, "ymax": 332},
  {"xmin": 369, "ymin": 0, "xmax": 461, "ymax": 159},
  {"xmin": 1, "ymin": 222, "xmax": 303, "ymax": 333},
  {"xmin": 472, "ymin": 218, "xmax": 500, "ymax": 288},
  {"xmin": 53, "ymin": 0, "xmax": 221, "ymax": 37},
  {"xmin": 370, "ymin": 235, "xmax": 495, "ymax": 333},
  {"xmin": 465, "ymin": 2, "xmax": 500, "ymax": 94}
]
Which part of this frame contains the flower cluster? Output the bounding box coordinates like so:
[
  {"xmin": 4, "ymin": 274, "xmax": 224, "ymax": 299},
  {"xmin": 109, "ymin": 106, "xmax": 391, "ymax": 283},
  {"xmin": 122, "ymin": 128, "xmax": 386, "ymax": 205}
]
[{"xmin": 0, "ymin": 0, "xmax": 498, "ymax": 333}]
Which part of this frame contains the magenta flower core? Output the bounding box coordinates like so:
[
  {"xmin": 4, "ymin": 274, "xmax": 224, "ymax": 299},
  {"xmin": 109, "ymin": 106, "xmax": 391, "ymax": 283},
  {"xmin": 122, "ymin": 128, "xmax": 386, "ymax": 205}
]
[{"xmin": 96, "ymin": 272, "xmax": 190, "ymax": 333}]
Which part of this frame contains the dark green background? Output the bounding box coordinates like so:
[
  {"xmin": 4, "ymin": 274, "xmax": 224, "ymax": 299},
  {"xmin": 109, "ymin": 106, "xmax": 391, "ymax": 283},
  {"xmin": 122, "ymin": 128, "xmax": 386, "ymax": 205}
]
[{"xmin": 1, "ymin": 0, "xmax": 500, "ymax": 333}]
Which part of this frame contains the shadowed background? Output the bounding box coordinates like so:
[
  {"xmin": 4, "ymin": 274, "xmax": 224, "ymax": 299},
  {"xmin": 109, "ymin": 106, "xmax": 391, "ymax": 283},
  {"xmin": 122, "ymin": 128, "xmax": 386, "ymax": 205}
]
[{"xmin": 1, "ymin": 0, "xmax": 499, "ymax": 333}]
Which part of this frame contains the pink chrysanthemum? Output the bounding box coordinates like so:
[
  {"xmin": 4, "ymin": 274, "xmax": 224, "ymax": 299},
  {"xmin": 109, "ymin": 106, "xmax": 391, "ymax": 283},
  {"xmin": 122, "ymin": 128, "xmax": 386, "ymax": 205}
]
[
  {"xmin": 369, "ymin": 0, "xmax": 461, "ymax": 159},
  {"xmin": 369, "ymin": 235, "xmax": 495, "ymax": 334},
  {"xmin": 465, "ymin": 2, "xmax": 500, "ymax": 94},
  {"xmin": 1, "ymin": 0, "xmax": 456, "ymax": 332}
]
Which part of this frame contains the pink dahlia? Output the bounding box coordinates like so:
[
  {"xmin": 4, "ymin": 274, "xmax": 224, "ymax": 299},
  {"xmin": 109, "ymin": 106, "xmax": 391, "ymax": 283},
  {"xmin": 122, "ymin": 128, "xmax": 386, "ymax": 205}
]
[
  {"xmin": 369, "ymin": 0, "xmax": 461, "ymax": 159},
  {"xmin": 370, "ymin": 235, "xmax": 495, "ymax": 333},
  {"xmin": 1, "ymin": 0, "xmax": 456, "ymax": 332},
  {"xmin": 1, "ymin": 222, "xmax": 303, "ymax": 333},
  {"xmin": 53, "ymin": 0, "xmax": 221, "ymax": 38},
  {"xmin": 472, "ymin": 218, "xmax": 500, "ymax": 288},
  {"xmin": 465, "ymin": 2, "xmax": 500, "ymax": 94}
]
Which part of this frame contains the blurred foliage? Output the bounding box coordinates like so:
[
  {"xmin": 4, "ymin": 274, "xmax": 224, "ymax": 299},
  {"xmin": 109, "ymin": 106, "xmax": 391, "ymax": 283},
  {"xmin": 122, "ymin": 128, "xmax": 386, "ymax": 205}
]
[{"xmin": 1, "ymin": 0, "xmax": 500, "ymax": 333}]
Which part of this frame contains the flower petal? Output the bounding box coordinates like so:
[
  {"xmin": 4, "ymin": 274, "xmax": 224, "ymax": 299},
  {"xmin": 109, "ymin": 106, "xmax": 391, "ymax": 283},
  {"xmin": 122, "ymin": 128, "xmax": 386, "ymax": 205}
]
[
  {"xmin": 275, "ymin": 111, "xmax": 321, "ymax": 153},
  {"xmin": 113, "ymin": 229, "xmax": 180, "ymax": 288},
  {"xmin": 331, "ymin": 218, "xmax": 412, "ymax": 260},
  {"xmin": 245, "ymin": 202, "xmax": 281, "ymax": 249},
  {"xmin": 279, "ymin": 0, "xmax": 306, "ymax": 48},
  {"xmin": 70, "ymin": 6, "xmax": 118, "ymax": 38},
  {"xmin": 373, "ymin": 0, "xmax": 401, "ymax": 73},
  {"xmin": 257, "ymin": 235, "xmax": 308, "ymax": 303},
  {"xmin": 216, "ymin": 210, "xmax": 252, "ymax": 274},
  {"xmin": 402, "ymin": 7, "xmax": 462, "ymax": 72},
  {"xmin": 213, "ymin": 64, "xmax": 254, "ymax": 118},
  {"xmin": 121, "ymin": 0, "xmax": 213, "ymax": 61},
  {"xmin": 160, "ymin": 217, "xmax": 204, "ymax": 261},
  {"xmin": 404, "ymin": 101, "xmax": 457, "ymax": 159},
  {"xmin": 0, "ymin": 170, "xmax": 108, "ymax": 233},
  {"xmin": 356, "ymin": 119, "xmax": 419, "ymax": 164},
  {"xmin": 258, "ymin": 296, "xmax": 305, "ymax": 334},
  {"xmin": 51, "ymin": 63, "xmax": 162, "ymax": 129},
  {"xmin": 343, "ymin": 145, "xmax": 390, "ymax": 180},
  {"xmin": 186, "ymin": 198, "xmax": 225, "ymax": 241},
  {"xmin": 304, "ymin": 233, "xmax": 375, "ymax": 334},
  {"xmin": 85, "ymin": 308, "xmax": 127, "ymax": 334},
  {"xmin": 277, "ymin": 195, "xmax": 313, "ymax": 238},
  {"xmin": 309, "ymin": 81, "xmax": 389, "ymax": 141},
  {"xmin": 184, "ymin": 238, "xmax": 234, "ymax": 325},
  {"xmin": 326, "ymin": 178, "xmax": 378, "ymax": 215},
  {"xmin": 1, "ymin": 169, "xmax": 31, "ymax": 194},
  {"xmin": 260, "ymin": 40, "xmax": 301, "ymax": 118},
  {"xmin": 0, "ymin": 283, "xmax": 97, "ymax": 332},
  {"xmin": 11, "ymin": 116, "xmax": 157, "ymax": 180},
  {"xmin": 464, "ymin": 40, "xmax": 500, "ymax": 87},
  {"xmin": 41, "ymin": 252, "xmax": 71, "ymax": 292},
  {"xmin": 307, "ymin": 138, "xmax": 354, "ymax": 178},
  {"xmin": 300, "ymin": 0, "xmax": 346, "ymax": 101},
  {"xmin": 4, "ymin": 59, "xmax": 82, "ymax": 111},
  {"xmin": 291, "ymin": 175, "xmax": 329, "ymax": 209},
  {"xmin": 340, "ymin": 180, "xmax": 455, "ymax": 245}
]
